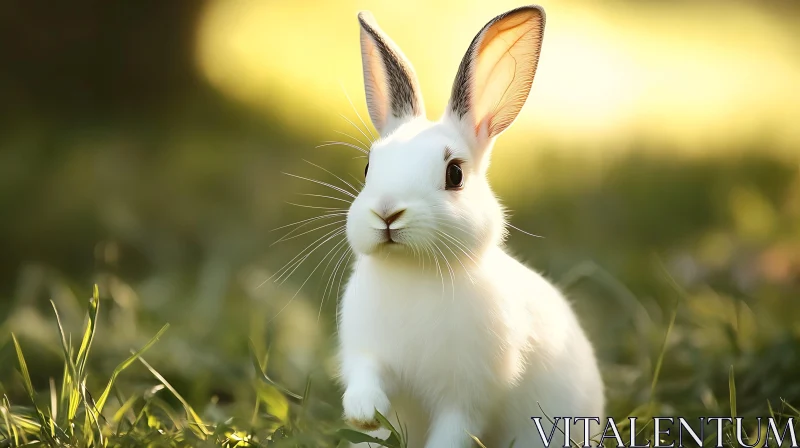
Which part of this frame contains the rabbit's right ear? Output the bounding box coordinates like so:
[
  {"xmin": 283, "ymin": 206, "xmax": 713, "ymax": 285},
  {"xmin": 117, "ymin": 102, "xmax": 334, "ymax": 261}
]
[{"xmin": 358, "ymin": 11, "xmax": 425, "ymax": 137}]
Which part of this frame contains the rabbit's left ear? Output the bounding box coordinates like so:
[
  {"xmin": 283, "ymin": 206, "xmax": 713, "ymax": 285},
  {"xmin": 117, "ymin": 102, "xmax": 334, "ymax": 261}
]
[
  {"xmin": 358, "ymin": 11, "xmax": 425, "ymax": 137},
  {"xmin": 446, "ymin": 6, "xmax": 545, "ymax": 148}
]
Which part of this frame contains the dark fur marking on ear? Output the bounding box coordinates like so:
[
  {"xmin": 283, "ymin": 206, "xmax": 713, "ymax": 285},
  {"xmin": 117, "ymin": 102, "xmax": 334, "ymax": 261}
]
[
  {"xmin": 450, "ymin": 35, "xmax": 478, "ymax": 120},
  {"xmin": 359, "ymin": 16, "xmax": 421, "ymax": 120}
]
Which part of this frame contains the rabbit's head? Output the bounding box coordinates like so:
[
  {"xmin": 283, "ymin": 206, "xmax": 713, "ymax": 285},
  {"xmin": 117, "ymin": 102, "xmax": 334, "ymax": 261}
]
[{"xmin": 346, "ymin": 6, "xmax": 546, "ymax": 261}]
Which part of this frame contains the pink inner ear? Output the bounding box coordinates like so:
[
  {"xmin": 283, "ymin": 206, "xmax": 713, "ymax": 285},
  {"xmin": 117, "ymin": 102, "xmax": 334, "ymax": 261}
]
[
  {"xmin": 470, "ymin": 9, "xmax": 544, "ymax": 139},
  {"xmin": 474, "ymin": 115, "xmax": 489, "ymax": 143},
  {"xmin": 361, "ymin": 29, "xmax": 389, "ymax": 132}
]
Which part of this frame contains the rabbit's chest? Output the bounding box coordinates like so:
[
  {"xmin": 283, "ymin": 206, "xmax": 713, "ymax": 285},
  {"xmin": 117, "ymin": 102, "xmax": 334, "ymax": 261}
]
[{"xmin": 343, "ymin": 265, "xmax": 509, "ymax": 392}]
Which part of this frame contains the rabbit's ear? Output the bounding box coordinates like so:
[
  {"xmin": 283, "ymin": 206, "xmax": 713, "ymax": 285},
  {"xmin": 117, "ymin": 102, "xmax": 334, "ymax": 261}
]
[
  {"xmin": 446, "ymin": 6, "xmax": 545, "ymax": 147},
  {"xmin": 358, "ymin": 11, "xmax": 425, "ymax": 137}
]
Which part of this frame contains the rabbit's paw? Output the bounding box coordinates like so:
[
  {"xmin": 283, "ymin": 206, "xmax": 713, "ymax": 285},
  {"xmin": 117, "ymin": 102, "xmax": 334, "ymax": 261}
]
[{"xmin": 342, "ymin": 385, "xmax": 390, "ymax": 431}]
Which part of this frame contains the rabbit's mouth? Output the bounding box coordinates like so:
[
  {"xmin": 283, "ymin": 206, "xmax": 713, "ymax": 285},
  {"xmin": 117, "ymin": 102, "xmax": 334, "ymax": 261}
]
[
  {"xmin": 372, "ymin": 225, "xmax": 404, "ymax": 245},
  {"xmin": 378, "ymin": 231, "xmax": 401, "ymax": 247},
  {"xmin": 375, "ymin": 229, "xmax": 409, "ymax": 253}
]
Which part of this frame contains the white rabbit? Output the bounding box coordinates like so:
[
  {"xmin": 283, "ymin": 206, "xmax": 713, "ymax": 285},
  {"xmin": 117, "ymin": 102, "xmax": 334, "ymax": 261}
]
[{"xmin": 337, "ymin": 6, "xmax": 605, "ymax": 447}]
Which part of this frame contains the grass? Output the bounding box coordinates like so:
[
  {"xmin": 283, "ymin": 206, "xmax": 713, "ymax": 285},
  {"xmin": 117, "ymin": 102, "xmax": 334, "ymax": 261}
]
[
  {"xmin": 3, "ymin": 288, "xmax": 310, "ymax": 447},
  {"xmin": 1, "ymin": 151, "xmax": 799, "ymax": 447},
  {"xmin": 2, "ymin": 284, "xmax": 405, "ymax": 447},
  {"xmin": 3, "ymin": 272, "xmax": 799, "ymax": 447}
]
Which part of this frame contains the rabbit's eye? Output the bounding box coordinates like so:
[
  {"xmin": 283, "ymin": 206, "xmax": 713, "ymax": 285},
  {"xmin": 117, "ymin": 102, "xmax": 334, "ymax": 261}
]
[
  {"xmin": 364, "ymin": 163, "xmax": 369, "ymax": 178},
  {"xmin": 445, "ymin": 161, "xmax": 463, "ymax": 190}
]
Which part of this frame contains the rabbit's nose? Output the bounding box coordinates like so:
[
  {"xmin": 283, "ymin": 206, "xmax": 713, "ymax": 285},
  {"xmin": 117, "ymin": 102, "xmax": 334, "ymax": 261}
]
[
  {"xmin": 383, "ymin": 209, "xmax": 405, "ymax": 226},
  {"xmin": 372, "ymin": 208, "xmax": 406, "ymax": 227}
]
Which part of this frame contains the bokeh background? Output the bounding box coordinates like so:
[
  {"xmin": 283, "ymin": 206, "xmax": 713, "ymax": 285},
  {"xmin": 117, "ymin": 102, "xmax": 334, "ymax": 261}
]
[{"xmin": 1, "ymin": 0, "xmax": 799, "ymax": 445}]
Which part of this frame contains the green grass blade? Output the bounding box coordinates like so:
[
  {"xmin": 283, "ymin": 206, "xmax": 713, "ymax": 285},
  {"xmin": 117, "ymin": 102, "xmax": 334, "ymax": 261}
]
[
  {"xmin": 127, "ymin": 397, "xmax": 152, "ymax": 437},
  {"xmin": 254, "ymin": 381, "xmax": 289, "ymax": 424},
  {"xmin": 94, "ymin": 324, "xmax": 169, "ymax": 413},
  {"xmin": 50, "ymin": 301, "xmax": 84, "ymax": 421},
  {"xmin": 138, "ymin": 356, "xmax": 211, "ymax": 437},
  {"xmin": 76, "ymin": 285, "xmax": 100, "ymax": 377},
  {"xmin": 11, "ymin": 335, "xmax": 36, "ymax": 403},
  {"xmin": 47, "ymin": 378, "xmax": 57, "ymax": 425},
  {"xmin": 469, "ymin": 433, "xmax": 488, "ymax": 448},
  {"xmin": 112, "ymin": 394, "xmax": 139, "ymax": 424},
  {"xmin": 248, "ymin": 340, "xmax": 303, "ymax": 403},
  {"xmin": 729, "ymin": 366, "xmax": 737, "ymax": 419},
  {"xmin": 11, "ymin": 335, "xmax": 57, "ymax": 446},
  {"xmin": 780, "ymin": 398, "xmax": 800, "ymax": 417},
  {"xmin": 58, "ymin": 360, "xmax": 70, "ymax": 428},
  {"xmin": 10, "ymin": 413, "xmax": 41, "ymax": 433},
  {"xmin": 337, "ymin": 428, "xmax": 397, "ymax": 447},
  {"xmin": 50, "ymin": 300, "xmax": 106, "ymax": 444},
  {"xmin": 650, "ymin": 302, "xmax": 678, "ymax": 405},
  {"xmin": 148, "ymin": 396, "xmax": 187, "ymax": 432},
  {"xmin": 729, "ymin": 366, "xmax": 744, "ymax": 442},
  {"xmin": 375, "ymin": 410, "xmax": 403, "ymax": 447},
  {"xmin": 2, "ymin": 396, "xmax": 20, "ymax": 446},
  {"xmin": 301, "ymin": 375, "xmax": 312, "ymax": 408},
  {"xmin": 650, "ymin": 258, "xmax": 685, "ymax": 419}
]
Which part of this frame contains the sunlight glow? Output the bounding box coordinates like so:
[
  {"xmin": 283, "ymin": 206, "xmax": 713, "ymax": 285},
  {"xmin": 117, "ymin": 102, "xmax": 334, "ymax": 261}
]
[{"xmin": 196, "ymin": 0, "xmax": 800, "ymax": 158}]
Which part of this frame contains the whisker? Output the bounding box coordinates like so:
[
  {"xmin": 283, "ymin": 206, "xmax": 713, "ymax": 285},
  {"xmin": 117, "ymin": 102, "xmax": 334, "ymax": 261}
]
[
  {"xmin": 506, "ymin": 223, "xmax": 544, "ymax": 239},
  {"xmin": 418, "ymin": 241, "xmax": 427, "ymax": 271},
  {"xmin": 318, "ymin": 238, "xmax": 351, "ymax": 321},
  {"xmin": 321, "ymin": 237, "xmax": 350, "ymax": 300},
  {"xmin": 427, "ymin": 216, "xmax": 474, "ymax": 234},
  {"xmin": 302, "ymin": 159, "xmax": 361, "ymax": 196},
  {"xmin": 320, "ymin": 252, "xmax": 344, "ymax": 311},
  {"xmin": 316, "ymin": 141, "xmax": 368, "ymax": 155},
  {"xmin": 270, "ymin": 231, "xmax": 342, "ymax": 287},
  {"xmin": 423, "ymin": 240, "xmax": 435, "ymax": 273},
  {"xmin": 429, "ymin": 204, "xmax": 544, "ymax": 239},
  {"xmin": 272, "ymin": 219, "xmax": 347, "ymax": 246},
  {"xmin": 431, "ymin": 239, "xmax": 456, "ymax": 301},
  {"xmin": 276, "ymin": 229, "xmax": 346, "ymax": 286},
  {"xmin": 425, "ymin": 217, "xmax": 487, "ymax": 243},
  {"xmin": 348, "ymin": 174, "xmax": 365, "ymax": 188},
  {"xmin": 430, "ymin": 225, "xmax": 479, "ymax": 257},
  {"xmin": 339, "ymin": 81, "xmax": 378, "ymax": 142},
  {"xmin": 335, "ymin": 251, "xmax": 354, "ymax": 302},
  {"xmin": 259, "ymin": 226, "xmax": 345, "ymax": 288},
  {"xmin": 337, "ymin": 114, "xmax": 374, "ymax": 148},
  {"xmin": 317, "ymin": 240, "xmax": 347, "ymax": 295},
  {"xmin": 297, "ymin": 193, "xmax": 353, "ymax": 204},
  {"xmin": 271, "ymin": 214, "xmax": 345, "ymax": 243},
  {"xmin": 324, "ymin": 243, "xmax": 354, "ymax": 317},
  {"xmin": 436, "ymin": 231, "xmax": 476, "ymax": 284},
  {"xmin": 268, "ymin": 232, "xmax": 347, "ymax": 324},
  {"xmin": 426, "ymin": 218, "xmax": 475, "ymax": 237},
  {"xmin": 408, "ymin": 240, "xmax": 422, "ymax": 269},
  {"xmin": 425, "ymin": 240, "xmax": 445, "ymax": 299},
  {"xmin": 270, "ymin": 212, "xmax": 346, "ymax": 232},
  {"xmin": 286, "ymin": 202, "xmax": 346, "ymax": 211},
  {"xmin": 333, "ymin": 130, "xmax": 369, "ymax": 151},
  {"xmin": 283, "ymin": 172, "xmax": 356, "ymax": 199},
  {"xmin": 436, "ymin": 230, "xmax": 479, "ymax": 265}
]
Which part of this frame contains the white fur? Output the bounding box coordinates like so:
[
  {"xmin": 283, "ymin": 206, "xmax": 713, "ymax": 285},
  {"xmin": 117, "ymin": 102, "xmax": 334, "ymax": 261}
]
[{"xmin": 337, "ymin": 6, "xmax": 605, "ymax": 447}]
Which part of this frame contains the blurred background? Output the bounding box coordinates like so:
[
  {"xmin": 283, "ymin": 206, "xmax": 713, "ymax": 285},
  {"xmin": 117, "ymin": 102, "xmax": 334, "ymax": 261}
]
[{"xmin": 1, "ymin": 0, "xmax": 799, "ymax": 444}]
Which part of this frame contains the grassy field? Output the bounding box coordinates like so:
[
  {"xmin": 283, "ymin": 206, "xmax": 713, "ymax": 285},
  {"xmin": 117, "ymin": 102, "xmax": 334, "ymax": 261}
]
[
  {"xmin": 2, "ymin": 0, "xmax": 799, "ymax": 445},
  {"xmin": 1, "ymin": 135, "xmax": 799, "ymax": 447}
]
